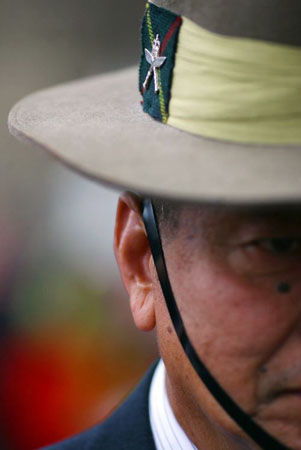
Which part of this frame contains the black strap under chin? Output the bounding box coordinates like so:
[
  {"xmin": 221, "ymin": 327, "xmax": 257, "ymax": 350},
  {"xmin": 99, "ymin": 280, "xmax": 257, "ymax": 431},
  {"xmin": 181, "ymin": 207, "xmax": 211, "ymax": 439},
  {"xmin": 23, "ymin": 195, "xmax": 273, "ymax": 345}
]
[{"xmin": 142, "ymin": 198, "xmax": 289, "ymax": 450}]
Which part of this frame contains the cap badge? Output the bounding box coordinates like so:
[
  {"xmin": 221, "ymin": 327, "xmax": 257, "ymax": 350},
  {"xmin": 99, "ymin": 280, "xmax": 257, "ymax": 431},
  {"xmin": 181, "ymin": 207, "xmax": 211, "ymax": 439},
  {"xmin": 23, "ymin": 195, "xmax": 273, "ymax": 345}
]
[{"xmin": 143, "ymin": 34, "xmax": 166, "ymax": 93}]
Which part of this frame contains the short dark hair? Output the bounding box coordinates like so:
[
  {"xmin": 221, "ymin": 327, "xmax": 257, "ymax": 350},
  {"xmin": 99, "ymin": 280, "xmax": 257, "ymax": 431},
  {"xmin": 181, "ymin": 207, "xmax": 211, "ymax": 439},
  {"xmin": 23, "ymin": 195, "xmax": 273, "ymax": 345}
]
[{"xmin": 151, "ymin": 197, "xmax": 182, "ymax": 240}]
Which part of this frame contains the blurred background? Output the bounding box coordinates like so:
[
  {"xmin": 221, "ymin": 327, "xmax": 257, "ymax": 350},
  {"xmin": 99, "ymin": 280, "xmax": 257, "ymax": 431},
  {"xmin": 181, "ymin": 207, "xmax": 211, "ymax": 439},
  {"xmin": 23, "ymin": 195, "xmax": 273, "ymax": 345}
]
[{"xmin": 0, "ymin": 1, "xmax": 158, "ymax": 448}]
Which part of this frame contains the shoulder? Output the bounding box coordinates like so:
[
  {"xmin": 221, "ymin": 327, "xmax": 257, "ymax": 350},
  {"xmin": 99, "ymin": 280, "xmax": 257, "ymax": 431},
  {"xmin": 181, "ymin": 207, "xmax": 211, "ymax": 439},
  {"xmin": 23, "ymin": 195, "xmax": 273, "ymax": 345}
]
[{"xmin": 42, "ymin": 361, "xmax": 158, "ymax": 450}]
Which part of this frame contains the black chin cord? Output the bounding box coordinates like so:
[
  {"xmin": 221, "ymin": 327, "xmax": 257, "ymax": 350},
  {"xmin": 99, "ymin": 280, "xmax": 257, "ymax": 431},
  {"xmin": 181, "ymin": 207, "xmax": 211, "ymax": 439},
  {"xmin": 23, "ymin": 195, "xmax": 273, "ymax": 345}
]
[{"xmin": 142, "ymin": 198, "xmax": 289, "ymax": 450}]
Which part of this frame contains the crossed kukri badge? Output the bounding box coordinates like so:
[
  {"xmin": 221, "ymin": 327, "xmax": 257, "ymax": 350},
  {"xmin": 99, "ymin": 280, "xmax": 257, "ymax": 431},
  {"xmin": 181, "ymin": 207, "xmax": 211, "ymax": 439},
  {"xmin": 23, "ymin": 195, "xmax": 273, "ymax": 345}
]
[{"xmin": 143, "ymin": 34, "xmax": 166, "ymax": 93}]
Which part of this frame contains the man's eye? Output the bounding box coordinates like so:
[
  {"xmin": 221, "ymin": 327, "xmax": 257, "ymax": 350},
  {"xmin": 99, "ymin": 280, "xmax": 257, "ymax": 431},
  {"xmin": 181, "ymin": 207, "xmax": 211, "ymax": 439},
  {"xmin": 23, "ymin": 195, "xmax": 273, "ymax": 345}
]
[
  {"xmin": 229, "ymin": 236, "xmax": 301, "ymax": 277},
  {"xmin": 256, "ymin": 238, "xmax": 301, "ymax": 254}
]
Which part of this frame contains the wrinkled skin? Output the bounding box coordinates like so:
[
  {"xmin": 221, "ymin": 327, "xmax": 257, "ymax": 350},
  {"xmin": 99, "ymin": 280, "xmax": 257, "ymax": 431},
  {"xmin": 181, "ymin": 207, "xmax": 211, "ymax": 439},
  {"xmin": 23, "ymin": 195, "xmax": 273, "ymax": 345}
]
[{"xmin": 114, "ymin": 193, "xmax": 301, "ymax": 450}]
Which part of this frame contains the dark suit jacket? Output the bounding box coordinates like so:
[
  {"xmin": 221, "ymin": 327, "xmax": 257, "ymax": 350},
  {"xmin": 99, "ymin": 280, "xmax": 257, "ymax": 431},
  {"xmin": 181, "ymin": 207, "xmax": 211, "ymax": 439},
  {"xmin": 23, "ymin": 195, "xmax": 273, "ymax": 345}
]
[{"xmin": 43, "ymin": 363, "xmax": 157, "ymax": 450}]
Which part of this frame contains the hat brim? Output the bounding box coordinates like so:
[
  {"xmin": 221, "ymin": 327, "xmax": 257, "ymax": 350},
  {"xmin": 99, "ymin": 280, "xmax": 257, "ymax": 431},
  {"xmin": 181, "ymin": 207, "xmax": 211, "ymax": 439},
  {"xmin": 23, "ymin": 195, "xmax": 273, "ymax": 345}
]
[{"xmin": 8, "ymin": 65, "xmax": 301, "ymax": 205}]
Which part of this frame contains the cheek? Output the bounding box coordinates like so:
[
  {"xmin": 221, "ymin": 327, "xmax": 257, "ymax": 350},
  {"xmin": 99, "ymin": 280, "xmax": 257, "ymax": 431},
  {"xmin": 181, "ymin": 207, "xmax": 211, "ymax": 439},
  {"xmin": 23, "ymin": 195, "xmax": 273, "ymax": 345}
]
[{"xmin": 171, "ymin": 261, "xmax": 295, "ymax": 408}]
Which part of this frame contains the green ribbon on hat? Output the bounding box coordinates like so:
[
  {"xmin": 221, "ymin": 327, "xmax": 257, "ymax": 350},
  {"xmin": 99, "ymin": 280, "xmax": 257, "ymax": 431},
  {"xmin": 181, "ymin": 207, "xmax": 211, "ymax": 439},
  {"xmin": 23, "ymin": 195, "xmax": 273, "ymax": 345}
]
[{"xmin": 139, "ymin": 2, "xmax": 182, "ymax": 124}]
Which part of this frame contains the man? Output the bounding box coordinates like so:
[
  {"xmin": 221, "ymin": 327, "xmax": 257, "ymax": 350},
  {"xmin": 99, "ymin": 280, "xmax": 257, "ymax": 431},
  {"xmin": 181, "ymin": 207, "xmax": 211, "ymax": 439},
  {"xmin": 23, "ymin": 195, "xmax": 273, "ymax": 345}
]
[
  {"xmin": 8, "ymin": 0, "xmax": 301, "ymax": 448},
  {"xmin": 114, "ymin": 194, "xmax": 301, "ymax": 450}
]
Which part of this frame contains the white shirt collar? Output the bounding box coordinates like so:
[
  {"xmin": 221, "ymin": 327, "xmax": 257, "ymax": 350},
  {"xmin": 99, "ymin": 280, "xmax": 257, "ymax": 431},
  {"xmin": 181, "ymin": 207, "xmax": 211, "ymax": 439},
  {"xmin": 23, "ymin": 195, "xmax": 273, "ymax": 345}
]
[{"xmin": 149, "ymin": 359, "xmax": 198, "ymax": 450}]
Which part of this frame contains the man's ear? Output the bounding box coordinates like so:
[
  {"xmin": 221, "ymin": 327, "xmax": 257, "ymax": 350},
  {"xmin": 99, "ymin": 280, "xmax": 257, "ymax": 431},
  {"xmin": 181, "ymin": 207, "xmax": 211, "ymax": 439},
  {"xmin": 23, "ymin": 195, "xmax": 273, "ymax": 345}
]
[{"xmin": 114, "ymin": 192, "xmax": 156, "ymax": 332}]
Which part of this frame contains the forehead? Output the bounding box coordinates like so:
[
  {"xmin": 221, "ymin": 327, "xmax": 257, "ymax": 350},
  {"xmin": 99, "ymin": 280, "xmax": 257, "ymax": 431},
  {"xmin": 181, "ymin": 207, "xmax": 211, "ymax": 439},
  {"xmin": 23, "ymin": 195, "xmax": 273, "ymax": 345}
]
[
  {"xmin": 175, "ymin": 204, "xmax": 301, "ymax": 238},
  {"xmin": 155, "ymin": 197, "xmax": 301, "ymax": 243}
]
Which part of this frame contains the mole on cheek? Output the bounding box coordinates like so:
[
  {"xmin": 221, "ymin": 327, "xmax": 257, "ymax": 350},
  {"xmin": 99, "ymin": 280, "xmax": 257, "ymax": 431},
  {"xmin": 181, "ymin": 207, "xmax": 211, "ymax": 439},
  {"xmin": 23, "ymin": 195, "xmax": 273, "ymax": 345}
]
[
  {"xmin": 277, "ymin": 282, "xmax": 291, "ymax": 294},
  {"xmin": 167, "ymin": 326, "xmax": 173, "ymax": 334}
]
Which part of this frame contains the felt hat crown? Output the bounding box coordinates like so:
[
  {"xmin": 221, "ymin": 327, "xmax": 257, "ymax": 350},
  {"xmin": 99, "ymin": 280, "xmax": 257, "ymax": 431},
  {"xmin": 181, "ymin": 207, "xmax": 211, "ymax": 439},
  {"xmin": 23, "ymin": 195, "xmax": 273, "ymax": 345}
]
[
  {"xmin": 8, "ymin": 0, "xmax": 301, "ymax": 204},
  {"xmin": 154, "ymin": 0, "xmax": 301, "ymax": 45}
]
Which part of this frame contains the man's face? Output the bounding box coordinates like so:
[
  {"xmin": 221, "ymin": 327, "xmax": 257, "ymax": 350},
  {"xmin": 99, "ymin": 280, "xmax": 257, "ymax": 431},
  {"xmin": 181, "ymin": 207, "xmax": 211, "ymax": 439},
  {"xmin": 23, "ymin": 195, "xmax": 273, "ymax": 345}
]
[{"xmin": 154, "ymin": 205, "xmax": 301, "ymax": 449}]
